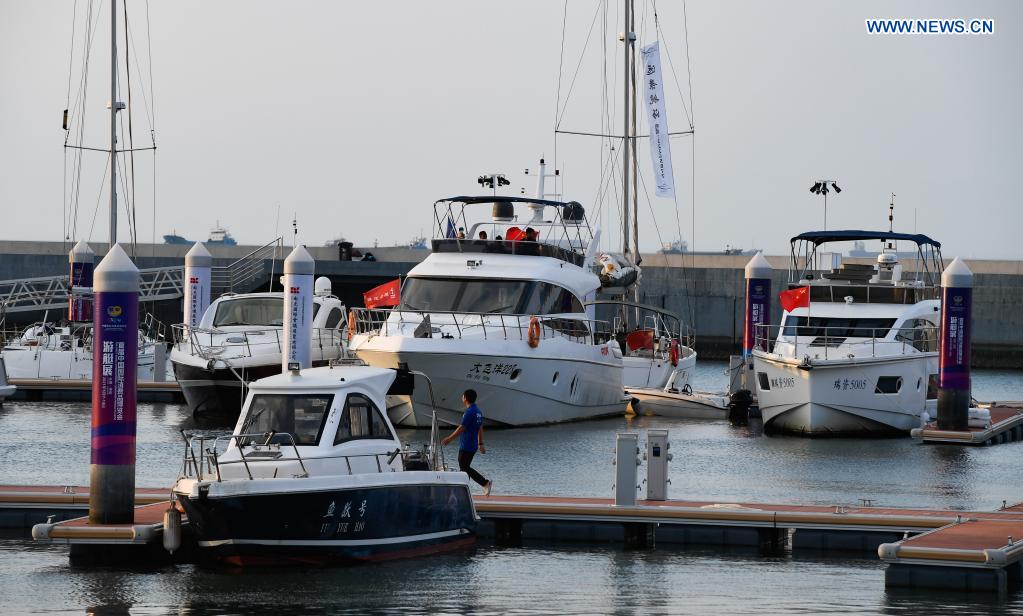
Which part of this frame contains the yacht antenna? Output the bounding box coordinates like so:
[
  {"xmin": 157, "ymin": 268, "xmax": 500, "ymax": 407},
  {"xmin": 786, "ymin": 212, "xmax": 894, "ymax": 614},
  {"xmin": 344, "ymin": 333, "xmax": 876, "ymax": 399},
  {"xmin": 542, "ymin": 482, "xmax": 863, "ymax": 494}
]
[
  {"xmin": 888, "ymin": 194, "xmax": 895, "ymax": 232},
  {"xmin": 292, "ymin": 214, "xmax": 298, "ymax": 247},
  {"xmin": 809, "ymin": 179, "xmax": 841, "ymax": 230}
]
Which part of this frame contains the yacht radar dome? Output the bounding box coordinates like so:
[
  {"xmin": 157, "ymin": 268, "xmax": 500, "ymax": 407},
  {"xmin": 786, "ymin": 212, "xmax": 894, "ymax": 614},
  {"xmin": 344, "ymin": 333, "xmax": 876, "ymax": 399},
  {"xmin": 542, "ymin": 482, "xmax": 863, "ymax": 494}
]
[
  {"xmin": 314, "ymin": 277, "xmax": 332, "ymax": 297},
  {"xmin": 492, "ymin": 201, "xmax": 515, "ymax": 222}
]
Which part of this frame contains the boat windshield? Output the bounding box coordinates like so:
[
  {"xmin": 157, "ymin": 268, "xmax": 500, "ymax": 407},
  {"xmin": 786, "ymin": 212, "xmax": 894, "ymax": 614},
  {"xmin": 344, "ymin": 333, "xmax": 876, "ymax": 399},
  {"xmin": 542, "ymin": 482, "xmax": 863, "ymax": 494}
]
[
  {"xmin": 238, "ymin": 394, "xmax": 334, "ymax": 446},
  {"xmin": 213, "ymin": 298, "xmax": 320, "ymax": 327},
  {"xmin": 782, "ymin": 316, "xmax": 897, "ymax": 338},
  {"xmin": 401, "ymin": 278, "xmax": 531, "ymax": 314}
]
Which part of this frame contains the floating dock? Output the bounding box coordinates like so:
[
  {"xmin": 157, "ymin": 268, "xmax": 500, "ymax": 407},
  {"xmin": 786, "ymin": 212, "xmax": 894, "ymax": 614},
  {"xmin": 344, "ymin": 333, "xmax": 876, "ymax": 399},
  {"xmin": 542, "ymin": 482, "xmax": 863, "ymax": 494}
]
[
  {"xmin": 912, "ymin": 403, "xmax": 1023, "ymax": 446},
  {"xmin": 880, "ymin": 501, "xmax": 1023, "ymax": 593},
  {"xmin": 7, "ymin": 378, "xmax": 183, "ymax": 403},
  {"xmin": 8, "ymin": 483, "xmax": 1023, "ymax": 591}
]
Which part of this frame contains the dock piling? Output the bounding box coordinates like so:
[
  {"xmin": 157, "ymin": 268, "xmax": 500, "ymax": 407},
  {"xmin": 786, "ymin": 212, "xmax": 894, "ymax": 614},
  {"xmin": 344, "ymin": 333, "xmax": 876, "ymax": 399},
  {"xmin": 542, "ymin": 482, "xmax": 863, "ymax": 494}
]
[
  {"xmin": 68, "ymin": 240, "xmax": 95, "ymax": 322},
  {"xmin": 282, "ymin": 246, "xmax": 315, "ymax": 371},
  {"xmin": 183, "ymin": 242, "xmax": 212, "ymax": 330},
  {"xmin": 937, "ymin": 257, "xmax": 973, "ymax": 431},
  {"xmin": 88, "ymin": 244, "xmax": 139, "ymax": 525}
]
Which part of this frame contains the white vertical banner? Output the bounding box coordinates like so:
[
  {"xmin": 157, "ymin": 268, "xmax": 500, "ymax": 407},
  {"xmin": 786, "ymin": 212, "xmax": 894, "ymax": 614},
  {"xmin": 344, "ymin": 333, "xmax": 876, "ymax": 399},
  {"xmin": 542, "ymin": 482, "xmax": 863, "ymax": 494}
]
[{"xmin": 641, "ymin": 41, "xmax": 675, "ymax": 198}]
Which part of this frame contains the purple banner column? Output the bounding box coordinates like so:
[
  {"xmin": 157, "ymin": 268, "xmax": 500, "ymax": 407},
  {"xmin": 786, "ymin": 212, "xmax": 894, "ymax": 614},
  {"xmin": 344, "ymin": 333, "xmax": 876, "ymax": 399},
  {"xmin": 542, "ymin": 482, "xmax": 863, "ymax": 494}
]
[
  {"xmin": 89, "ymin": 244, "xmax": 139, "ymax": 525},
  {"xmin": 937, "ymin": 257, "xmax": 973, "ymax": 431},
  {"xmin": 68, "ymin": 240, "xmax": 95, "ymax": 322},
  {"xmin": 743, "ymin": 253, "xmax": 773, "ymax": 356}
]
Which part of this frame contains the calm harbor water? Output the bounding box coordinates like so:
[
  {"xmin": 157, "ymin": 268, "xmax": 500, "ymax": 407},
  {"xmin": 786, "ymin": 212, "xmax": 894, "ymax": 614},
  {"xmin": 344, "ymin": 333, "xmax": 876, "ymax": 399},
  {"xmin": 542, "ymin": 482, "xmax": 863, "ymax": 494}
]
[{"xmin": 1, "ymin": 362, "xmax": 1021, "ymax": 614}]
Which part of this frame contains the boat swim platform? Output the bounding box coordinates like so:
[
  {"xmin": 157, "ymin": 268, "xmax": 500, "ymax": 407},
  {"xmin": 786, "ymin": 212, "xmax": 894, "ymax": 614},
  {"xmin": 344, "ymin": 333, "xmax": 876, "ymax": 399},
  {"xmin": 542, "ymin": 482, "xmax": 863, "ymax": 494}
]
[
  {"xmin": 912, "ymin": 404, "xmax": 1023, "ymax": 446},
  {"xmin": 7, "ymin": 378, "xmax": 184, "ymax": 403},
  {"xmin": 8, "ymin": 484, "xmax": 1023, "ymax": 591}
]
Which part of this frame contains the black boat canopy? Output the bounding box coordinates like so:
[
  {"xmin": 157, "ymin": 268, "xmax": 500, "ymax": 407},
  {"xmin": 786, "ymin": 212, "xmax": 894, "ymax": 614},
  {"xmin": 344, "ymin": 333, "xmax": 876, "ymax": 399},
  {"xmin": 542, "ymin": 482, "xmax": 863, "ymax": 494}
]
[
  {"xmin": 437, "ymin": 195, "xmax": 574, "ymax": 208},
  {"xmin": 791, "ymin": 230, "xmax": 940, "ymax": 248}
]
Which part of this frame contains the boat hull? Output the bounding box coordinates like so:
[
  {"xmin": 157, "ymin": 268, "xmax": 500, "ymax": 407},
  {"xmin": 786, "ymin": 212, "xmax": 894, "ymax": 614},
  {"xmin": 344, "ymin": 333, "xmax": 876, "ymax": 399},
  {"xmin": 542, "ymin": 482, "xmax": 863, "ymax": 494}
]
[
  {"xmin": 752, "ymin": 352, "xmax": 938, "ymax": 436},
  {"xmin": 622, "ymin": 349, "xmax": 696, "ymax": 389},
  {"xmin": 627, "ymin": 388, "xmax": 728, "ymax": 420},
  {"xmin": 354, "ymin": 345, "xmax": 626, "ymax": 427},
  {"xmin": 177, "ymin": 481, "xmax": 477, "ymax": 566}
]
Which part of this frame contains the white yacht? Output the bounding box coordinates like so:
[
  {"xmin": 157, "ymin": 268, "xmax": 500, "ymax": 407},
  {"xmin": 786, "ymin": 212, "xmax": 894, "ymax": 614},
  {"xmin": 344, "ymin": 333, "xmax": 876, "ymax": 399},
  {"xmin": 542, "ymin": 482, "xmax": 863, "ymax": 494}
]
[
  {"xmin": 752, "ymin": 230, "xmax": 944, "ymax": 435},
  {"xmin": 171, "ymin": 277, "xmax": 348, "ymax": 416},
  {"xmin": 349, "ymin": 196, "xmax": 628, "ymax": 427},
  {"xmin": 2, "ymin": 320, "xmax": 172, "ymax": 382},
  {"xmin": 172, "ymin": 365, "xmax": 476, "ymax": 565}
]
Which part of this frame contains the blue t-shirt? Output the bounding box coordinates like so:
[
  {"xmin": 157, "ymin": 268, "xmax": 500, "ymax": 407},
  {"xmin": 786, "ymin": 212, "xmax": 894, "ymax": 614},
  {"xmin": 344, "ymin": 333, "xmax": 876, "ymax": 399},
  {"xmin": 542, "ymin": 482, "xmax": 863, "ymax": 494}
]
[{"xmin": 459, "ymin": 404, "xmax": 484, "ymax": 452}]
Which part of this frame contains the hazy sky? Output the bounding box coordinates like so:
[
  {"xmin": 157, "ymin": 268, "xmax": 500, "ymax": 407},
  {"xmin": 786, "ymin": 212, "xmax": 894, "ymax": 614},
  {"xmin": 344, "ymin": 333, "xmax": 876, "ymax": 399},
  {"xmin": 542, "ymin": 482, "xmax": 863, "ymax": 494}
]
[{"xmin": 1, "ymin": 1, "xmax": 1021, "ymax": 259}]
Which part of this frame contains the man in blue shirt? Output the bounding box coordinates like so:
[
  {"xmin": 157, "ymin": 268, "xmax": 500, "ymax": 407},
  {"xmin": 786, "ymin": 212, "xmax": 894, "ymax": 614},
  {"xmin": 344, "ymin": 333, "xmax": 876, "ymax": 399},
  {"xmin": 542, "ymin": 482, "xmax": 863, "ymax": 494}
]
[{"xmin": 442, "ymin": 389, "xmax": 492, "ymax": 496}]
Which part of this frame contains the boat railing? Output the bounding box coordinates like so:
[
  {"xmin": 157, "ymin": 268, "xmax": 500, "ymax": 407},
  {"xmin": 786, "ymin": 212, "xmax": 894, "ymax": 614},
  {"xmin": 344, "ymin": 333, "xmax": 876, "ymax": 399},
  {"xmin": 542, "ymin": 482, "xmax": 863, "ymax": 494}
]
[
  {"xmin": 171, "ymin": 324, "xmax": 345, "ymax": 361},
  {"xmin": 753, "ymin": 324, "xmax": 939, "ymax": 360},
  {"xmin": 180, "ymin": 431, "xmax": 415, "ymax": 482},
  {"xmin": 349, "ymin": 307, "xmax": 613, "ymax": 346}
]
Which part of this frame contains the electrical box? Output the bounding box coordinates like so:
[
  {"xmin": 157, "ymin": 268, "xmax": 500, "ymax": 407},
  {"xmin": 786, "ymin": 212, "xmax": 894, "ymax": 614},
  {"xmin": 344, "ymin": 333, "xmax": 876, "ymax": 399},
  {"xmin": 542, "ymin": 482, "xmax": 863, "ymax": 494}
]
[
  {"xmin": 646, "ymin": 429, "xmax": 670, "ymax": 501},
  {"xmin": 614, "ymin": 433, "xmax": 640, "ymax": 506}
]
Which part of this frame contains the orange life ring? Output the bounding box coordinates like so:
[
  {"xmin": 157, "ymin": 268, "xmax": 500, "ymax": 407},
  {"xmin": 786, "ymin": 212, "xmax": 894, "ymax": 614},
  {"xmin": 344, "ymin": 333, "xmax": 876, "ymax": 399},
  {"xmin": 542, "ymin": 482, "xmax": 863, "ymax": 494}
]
[
  {"xmin": 347, "ymin": 310, "xmax": 357, "ymax": 340},
  {"xmin": 669, "ymin": 339, "xmax": 680, "ymax": 367},
  {"xmin": 527, "ymin": 316, "xmax": 541, "ymax": 348}
]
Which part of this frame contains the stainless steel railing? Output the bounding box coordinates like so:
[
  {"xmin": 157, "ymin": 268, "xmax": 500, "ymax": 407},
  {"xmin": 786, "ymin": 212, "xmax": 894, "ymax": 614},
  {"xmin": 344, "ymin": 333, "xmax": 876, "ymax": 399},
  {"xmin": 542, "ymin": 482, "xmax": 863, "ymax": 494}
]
[
  {"xmin": 171, "ymin": 324, "xmax": 346, "ymax": 361},
  {"xmin": 753, "ymin": 324, "xmax": 938, "ymax": 360}
]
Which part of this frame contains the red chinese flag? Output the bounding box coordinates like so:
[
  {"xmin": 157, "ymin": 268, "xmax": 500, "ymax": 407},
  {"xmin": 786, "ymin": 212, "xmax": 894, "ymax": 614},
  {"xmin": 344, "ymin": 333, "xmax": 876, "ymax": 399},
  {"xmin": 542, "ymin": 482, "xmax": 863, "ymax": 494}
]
[
  {"xmin": 779, "ymin": 286, "xmax": 810, "ymax": 313},
  {"xmin": 363, "ymin": 279, "xmax": 401, "ymax": 309}
]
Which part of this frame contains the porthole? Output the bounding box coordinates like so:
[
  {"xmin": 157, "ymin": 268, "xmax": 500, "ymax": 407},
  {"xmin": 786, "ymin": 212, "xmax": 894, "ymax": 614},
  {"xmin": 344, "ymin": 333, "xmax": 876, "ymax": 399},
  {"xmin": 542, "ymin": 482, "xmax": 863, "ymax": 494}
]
[
  {"xmin": 552, "ymin": 371, "xmax": 559, "ymax": 385},
  {"xmin": 510, "ymin": 368, "xmax": 522, "ymax": 382}
]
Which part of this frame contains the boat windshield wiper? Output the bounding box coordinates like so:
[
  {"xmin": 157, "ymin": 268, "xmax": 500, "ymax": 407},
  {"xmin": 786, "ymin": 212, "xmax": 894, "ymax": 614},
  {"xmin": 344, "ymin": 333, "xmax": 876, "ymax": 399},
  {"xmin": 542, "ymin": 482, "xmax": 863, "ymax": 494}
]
[{"xmin": 239, "ymin": 407, "xmax": 268, "ymax": 438}]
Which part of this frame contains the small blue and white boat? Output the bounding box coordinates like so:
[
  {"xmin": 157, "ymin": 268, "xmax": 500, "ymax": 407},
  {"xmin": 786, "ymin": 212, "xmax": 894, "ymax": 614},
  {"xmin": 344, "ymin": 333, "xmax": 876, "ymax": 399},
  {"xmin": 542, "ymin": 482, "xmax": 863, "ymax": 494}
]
[{"xmin": 172, "ymin": 365, "xmax": 477, "ymax": 566}]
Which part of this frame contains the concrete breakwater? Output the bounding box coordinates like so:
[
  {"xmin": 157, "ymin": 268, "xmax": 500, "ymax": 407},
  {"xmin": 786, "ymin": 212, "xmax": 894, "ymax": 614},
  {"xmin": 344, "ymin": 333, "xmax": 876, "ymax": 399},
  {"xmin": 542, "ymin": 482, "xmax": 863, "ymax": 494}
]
[{"xmin": 1, "ymin": 241, "xmax": 1020, "ymax": 368}]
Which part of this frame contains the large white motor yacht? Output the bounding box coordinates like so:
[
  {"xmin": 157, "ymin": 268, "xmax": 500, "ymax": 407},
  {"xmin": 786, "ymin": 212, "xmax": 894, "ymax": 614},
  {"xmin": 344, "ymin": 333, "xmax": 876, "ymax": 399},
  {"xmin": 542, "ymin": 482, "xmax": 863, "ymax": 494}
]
[
  {"xmin": 752, "ymin": 230, "xmax": 944, "ymax": 435},
  {"xmin": 349, "ymin": 196, "xmax": 628, "ymax": 427},
  {"xmin": 171, "ymin": 278, "xmax": 348, "ymax": 416}
]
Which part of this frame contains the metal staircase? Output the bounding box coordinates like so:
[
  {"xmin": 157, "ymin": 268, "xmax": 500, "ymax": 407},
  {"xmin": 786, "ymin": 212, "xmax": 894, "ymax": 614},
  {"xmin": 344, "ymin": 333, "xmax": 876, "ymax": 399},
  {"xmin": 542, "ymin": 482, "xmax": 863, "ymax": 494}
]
[{"xmin": 0, "ymin": 237, "xmax": 283, "ymax": 317}]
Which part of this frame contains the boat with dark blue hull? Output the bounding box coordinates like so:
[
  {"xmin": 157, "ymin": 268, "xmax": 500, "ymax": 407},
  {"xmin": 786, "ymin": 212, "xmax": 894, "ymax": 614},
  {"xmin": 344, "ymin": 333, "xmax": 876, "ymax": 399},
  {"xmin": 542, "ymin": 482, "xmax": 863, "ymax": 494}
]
[{"xmin": 173, "ymin": 365, "xmax": 477, "ymax": 566}]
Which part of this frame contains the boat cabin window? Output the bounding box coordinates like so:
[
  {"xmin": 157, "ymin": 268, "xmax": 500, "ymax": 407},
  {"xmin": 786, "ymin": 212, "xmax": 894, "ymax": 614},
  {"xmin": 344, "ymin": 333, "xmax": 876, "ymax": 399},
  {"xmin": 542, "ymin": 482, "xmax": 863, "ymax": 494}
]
[
  {"xmin": 894, "ymin": 318, "xmax": 937, "ymax": 352},
  {"xmin": 324, "ymin": 307, "xmax": 344, "ymax": 329},
  {"xmin": 401, "ymin": 278, "xmax": 531, "ymax": 314},
  {"xmin": 521, "ymin": 283, "xmax": 584, "ymax": 315},
  {"xmin": 238, "ymin": 394, "xmax": 334, "ymax": 446},
  {"xmin": 213, "ymin": 298, "xmax": 321, "ymax": 327},
  {"xmin": 781, "ymin": 316, "xmax": 897, "ymax": 339},
  {"xmin": 334, "ymin": 393, "xmax": 392, "ymax": 444}
]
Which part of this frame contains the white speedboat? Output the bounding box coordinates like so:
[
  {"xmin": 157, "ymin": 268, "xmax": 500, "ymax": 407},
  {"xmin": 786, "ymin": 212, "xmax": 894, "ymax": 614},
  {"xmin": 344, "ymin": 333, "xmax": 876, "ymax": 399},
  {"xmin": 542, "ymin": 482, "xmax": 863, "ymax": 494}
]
[
  {"xmin": 752, "ymin": 230, "xmax": 943, "ymax": 436},
  {"xmin": 349, "ymin": 196, "xmax": 628, "ymax": 427},
  {"xmin": 173, "ymin": 365, "xmax": 476, "ymax": 565},
  {"xmin": 171, "ymin": 278, "xmax": 348, "ymax": 416},
  {"xmin": 2, "ymin": 321, "xmax": 172, "ymax": 382},
  {"xmin": 626, "ymin": 369, "xmax": 728, "ymax": 420}
]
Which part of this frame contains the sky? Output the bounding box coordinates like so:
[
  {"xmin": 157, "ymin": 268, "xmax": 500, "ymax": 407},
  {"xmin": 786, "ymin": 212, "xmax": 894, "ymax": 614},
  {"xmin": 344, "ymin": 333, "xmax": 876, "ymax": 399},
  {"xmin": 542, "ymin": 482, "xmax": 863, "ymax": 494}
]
[{"xmin": 1, "ymin": 1, "xmax": 1021, "ymax": 259}]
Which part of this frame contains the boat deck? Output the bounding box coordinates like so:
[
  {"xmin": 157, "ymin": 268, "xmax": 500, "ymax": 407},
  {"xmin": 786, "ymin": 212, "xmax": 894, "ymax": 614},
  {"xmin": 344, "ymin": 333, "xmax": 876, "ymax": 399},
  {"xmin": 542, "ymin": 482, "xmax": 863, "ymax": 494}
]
[{"xmin": 911, "ymin": 404, "xmax": 1023, "ymax": 445}]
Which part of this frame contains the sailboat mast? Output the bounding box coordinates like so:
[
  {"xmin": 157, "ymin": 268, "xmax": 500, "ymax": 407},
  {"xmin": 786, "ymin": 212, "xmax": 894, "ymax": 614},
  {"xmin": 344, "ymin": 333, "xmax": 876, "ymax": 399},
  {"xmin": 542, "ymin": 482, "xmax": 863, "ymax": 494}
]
[
  {"xmin": 621, "ymin": 0, "xmax": 632, "ymax": 258},
  {"xmin": 629, "ymin": 4, "xmax": 639, "ymax": 272},
  {"xmin": 109, "ymin": 0, "xmax": 118, "ymax": 249}
]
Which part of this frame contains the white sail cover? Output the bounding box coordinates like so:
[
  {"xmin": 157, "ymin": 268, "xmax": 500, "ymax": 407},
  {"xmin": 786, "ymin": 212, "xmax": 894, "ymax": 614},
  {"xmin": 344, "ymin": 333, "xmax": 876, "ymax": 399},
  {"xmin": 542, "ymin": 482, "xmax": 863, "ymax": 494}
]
[{"xmin": 641, "ymin": 41, "xmax": 675, "ymax": 198}]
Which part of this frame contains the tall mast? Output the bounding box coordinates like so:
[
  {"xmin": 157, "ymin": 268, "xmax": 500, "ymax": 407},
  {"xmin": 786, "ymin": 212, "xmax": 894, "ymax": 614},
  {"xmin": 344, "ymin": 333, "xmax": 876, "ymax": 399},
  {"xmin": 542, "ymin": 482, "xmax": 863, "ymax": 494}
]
[
  {"xmin": 621, "ymin": 0, "xmax": 632, "ymax": 258},
  {"xmin": 629, "ymin": 2, "xmax": 639, "ymax": 271},
  {"xmin": 109, "ymin": 0, "xmax": 118, "ymax": 249}
]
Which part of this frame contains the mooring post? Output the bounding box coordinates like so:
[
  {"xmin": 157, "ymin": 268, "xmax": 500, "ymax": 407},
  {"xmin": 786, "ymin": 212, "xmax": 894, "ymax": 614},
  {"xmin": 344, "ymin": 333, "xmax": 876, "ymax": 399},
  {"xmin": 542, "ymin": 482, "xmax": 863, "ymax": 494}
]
[
  {"xmin": 283, "ymin": 245, "xmax": 315, "ymax": 371},
  {"xmin": 743, "ymin": 252, "xmax": 772, "ymax": 356},
  {"xmin": 183, "ymin": 242, "xmax": 212, "ymax": 330},
  {"xmin": 89, "ymin": 244, "xmax": 139, "ymax": 524},
  {"xmin": 68, "ymin": 240, "xmax": 95, "ymax": 323},
  {"xmin": 937, "ymin": 257, "xmax": 973, "ymax": 431}
]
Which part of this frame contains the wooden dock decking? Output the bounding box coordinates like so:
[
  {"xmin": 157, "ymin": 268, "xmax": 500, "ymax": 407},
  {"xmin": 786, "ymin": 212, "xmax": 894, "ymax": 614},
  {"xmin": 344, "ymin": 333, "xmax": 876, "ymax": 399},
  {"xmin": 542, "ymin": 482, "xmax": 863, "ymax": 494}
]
[
  {"xmin": 31, "ymin": 500, "xmax": 180, "ymax": 546},
  {"xmin": 912, "ymin": 404, "xmax": 1023, "ymax": 446}
]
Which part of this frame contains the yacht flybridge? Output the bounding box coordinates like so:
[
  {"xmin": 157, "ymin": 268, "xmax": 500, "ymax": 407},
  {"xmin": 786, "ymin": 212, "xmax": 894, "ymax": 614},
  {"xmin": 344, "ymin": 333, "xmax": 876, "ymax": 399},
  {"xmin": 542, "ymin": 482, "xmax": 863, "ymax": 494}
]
[
  {"xmin": 171, "ymin": 278, "xmax": 348, "ymax": 416},
  {"xmin": 349, "ymin": 196, "xmax": 628, "ymax": 427},
  {"xmin": 752, "ymin": 230, "xmax": 944, "ymax": 435}
]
